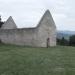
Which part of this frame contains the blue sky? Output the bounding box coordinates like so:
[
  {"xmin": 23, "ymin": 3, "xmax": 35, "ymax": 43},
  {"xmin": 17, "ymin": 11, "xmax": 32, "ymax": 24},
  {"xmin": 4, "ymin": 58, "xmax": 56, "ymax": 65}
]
[{"xmin": 0, "ymin": 0, "xmax": 75, "ymax": 31}]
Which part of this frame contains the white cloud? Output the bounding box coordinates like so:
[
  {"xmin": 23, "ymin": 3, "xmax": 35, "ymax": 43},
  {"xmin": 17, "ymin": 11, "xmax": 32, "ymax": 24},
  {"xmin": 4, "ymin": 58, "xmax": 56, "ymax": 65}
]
[{"xmin": 0, "ymin": 0, "xmax": 75, "ymax": 31}]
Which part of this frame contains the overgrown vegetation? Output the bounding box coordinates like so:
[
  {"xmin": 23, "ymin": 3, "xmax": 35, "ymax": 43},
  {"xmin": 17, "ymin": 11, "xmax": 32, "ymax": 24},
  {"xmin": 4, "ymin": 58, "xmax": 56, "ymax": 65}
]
[
  {"xmin": 57, "ymin": 35, "xmax": 75, "ymax": 46},
  {"xmin": 0, "ymin": 44, "xmax": 75, "ymax": 75}
]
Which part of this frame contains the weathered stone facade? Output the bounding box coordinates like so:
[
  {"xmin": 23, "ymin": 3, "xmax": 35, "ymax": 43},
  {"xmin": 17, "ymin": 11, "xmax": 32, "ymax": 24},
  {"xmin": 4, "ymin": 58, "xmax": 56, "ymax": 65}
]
[{"xmin": 0, "ymin": 10, "xmax": 56, "ymax": 47}]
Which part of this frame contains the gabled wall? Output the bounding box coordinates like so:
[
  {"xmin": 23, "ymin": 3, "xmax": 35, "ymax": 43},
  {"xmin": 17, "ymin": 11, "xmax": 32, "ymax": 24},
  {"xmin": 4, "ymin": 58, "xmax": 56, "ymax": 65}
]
[
  {"xmin": 1, "ymin": 16, "xmax": 17, "ymax": 29},
  {"xmin": 35, "ymin": 10, "xmax": 56, "ymax": 47}
]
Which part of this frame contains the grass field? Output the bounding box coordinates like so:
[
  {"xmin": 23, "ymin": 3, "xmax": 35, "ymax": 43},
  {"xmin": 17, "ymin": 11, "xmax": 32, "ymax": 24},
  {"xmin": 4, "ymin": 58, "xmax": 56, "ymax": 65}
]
[{"xmin": 0, "ymin": 44, "xmax": 75, "ymax": 75}]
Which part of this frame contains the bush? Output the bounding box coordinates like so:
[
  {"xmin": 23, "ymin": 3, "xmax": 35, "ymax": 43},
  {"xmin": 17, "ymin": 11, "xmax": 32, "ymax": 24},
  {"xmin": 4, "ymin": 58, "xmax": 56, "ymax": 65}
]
[
  {"xmin": 57, "ymin": 37, "xmax": 69, "ymax": 46},
  {"xmin": 69, "ymin": 35, "xmax": 75, "ymax": 46}
]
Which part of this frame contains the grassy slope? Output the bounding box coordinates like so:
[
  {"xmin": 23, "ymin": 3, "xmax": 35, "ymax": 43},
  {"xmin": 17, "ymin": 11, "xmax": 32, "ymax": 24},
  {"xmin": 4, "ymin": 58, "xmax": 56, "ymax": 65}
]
[{"xmin": 0, "ymin": 44, "xmax": 75, "ymax": 75}]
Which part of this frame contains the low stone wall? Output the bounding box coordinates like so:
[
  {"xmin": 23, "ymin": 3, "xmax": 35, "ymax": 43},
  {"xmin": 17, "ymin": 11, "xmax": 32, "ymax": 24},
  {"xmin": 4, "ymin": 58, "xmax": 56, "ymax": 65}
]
[
  {"xmin": 0, "ymin": 28, "xmax": 38, "ymax": 47},
  {"xmin": 0, "ymin": 27, "xmax": 56, "ymax": 47}
]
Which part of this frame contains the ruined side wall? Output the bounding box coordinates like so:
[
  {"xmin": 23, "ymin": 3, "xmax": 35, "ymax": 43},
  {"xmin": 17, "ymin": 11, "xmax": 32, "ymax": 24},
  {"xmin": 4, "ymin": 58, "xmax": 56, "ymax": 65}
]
[{"xmin": 0, "ymin": 28, "xmax": 38, "ymax": 47}]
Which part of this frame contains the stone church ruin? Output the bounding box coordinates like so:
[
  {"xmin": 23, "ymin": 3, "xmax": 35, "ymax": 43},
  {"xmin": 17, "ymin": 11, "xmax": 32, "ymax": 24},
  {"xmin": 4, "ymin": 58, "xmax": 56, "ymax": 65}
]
[{"xmin": 0, "ymin": 10, "xmax": 56, "ymax": 47}]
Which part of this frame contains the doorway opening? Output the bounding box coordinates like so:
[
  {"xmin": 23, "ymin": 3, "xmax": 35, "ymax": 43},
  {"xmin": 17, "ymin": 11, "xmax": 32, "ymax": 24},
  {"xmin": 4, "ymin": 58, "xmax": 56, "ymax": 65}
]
[{"xmin": 47, "ymin": 38, "xmax": 50, "ymax": 48}]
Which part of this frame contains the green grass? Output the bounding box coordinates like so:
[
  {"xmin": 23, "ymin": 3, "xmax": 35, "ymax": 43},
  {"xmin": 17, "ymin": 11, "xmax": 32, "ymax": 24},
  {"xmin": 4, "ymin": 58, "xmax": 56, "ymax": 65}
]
[{"xmin": 0, "ymin": 44, "xmax": 75, "ymax": 75}]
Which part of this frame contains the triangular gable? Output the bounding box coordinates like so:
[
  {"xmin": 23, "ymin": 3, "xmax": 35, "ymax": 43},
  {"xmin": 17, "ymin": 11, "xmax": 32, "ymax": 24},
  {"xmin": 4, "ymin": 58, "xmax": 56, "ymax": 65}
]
[
  {"xmin": 1, "ymin": 16, "xmax": 17, "ymax": 29},
  {"xmin": 37, "ymin": 10, "xmax": 56, "ymax": 28}
]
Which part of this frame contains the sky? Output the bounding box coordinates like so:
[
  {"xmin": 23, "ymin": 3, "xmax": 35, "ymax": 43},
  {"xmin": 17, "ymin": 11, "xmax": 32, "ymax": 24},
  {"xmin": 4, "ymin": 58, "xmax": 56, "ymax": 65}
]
[{"xmin": 0, "ymin": 0, "xmax": 75, "ymax": 31}]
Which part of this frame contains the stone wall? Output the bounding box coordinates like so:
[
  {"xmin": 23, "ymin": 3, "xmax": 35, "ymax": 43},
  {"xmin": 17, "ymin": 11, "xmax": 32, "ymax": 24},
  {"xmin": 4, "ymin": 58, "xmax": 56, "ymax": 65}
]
[
  {"xmin": 0, "ymin": 28, "xmax": 38, "ymax": 47},
  {"xmin": 35, "ymin": 10, "xmax": 56, "ymax": 47},
  {"xmin": 0, "ymin": 27, "xmax": 56, "ymax": 47}
]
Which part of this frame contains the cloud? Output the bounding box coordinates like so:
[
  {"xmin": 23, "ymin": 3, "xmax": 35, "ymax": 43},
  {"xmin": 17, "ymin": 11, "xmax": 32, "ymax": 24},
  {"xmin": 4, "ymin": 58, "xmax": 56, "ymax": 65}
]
[{"xmin": 0, "ymin": 0, "xmax": 75, "ymax": 31}]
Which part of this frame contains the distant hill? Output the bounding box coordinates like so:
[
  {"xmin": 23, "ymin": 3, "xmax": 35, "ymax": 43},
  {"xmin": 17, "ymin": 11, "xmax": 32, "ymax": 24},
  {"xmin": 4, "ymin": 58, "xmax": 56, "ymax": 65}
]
[{"xmin": 57, "ymin": 31, "xmax": 75, "ymax": 40}]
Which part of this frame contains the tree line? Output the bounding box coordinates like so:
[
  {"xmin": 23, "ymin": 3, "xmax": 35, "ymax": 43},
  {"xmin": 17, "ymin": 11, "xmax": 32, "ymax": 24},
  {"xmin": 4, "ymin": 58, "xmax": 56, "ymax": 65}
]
[
  {"xmin": 0, "ymin": 16, "xmax": 4, "ymax": 28},
  {"xmin": 57, "ymin": 35, "xmax": 75, "ymax": 46}
]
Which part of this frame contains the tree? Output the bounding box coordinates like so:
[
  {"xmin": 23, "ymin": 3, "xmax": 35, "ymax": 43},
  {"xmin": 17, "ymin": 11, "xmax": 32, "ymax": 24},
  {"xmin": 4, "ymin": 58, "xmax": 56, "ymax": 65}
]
[
  {"xmin": 0, "ymin": 16, "xmax": 4, "ymax": 28},
  {"xmin": 57, "ymin": 37, "xmax": 69, "ymax": 46},
  {"xmin": 69, "ymin": 35, "xmax": 75, "ymax": 46}
]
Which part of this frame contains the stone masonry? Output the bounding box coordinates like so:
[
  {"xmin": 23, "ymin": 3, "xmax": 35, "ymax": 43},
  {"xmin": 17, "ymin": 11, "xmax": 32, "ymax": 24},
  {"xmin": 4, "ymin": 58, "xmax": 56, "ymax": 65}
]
[{"xmin": 0, "ymin": 10, "xmax": 56, "ymax": 47}]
